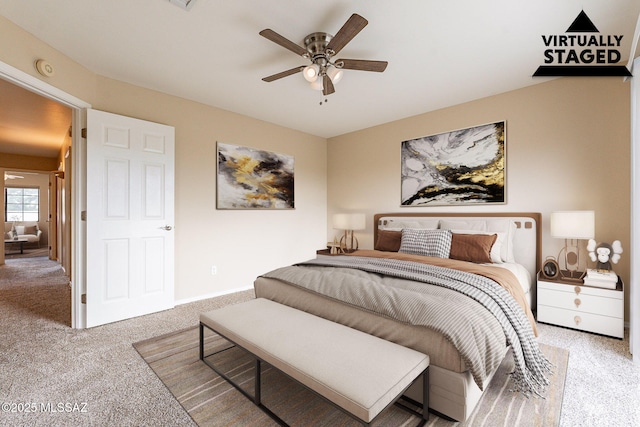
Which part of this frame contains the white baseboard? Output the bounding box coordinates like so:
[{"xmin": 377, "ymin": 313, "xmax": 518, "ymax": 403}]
[{"xmin": 175, "ymin": 285, "xmax": 254, "ymax": 306}]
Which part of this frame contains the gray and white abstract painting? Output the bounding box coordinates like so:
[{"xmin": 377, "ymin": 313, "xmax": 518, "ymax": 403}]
[{"xmin": 401, "ymin": 121, "xmax": 505, "ymax": 206}]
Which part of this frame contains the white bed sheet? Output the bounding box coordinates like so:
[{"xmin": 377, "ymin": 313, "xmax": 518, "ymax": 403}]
[{"xmin": 485, "ymin": 262, "xmax": 532, "ymax": 309}]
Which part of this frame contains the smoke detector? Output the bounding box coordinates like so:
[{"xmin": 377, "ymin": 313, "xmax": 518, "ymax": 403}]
[{"xmin": 35, "ymin": 59, "xmax": 55, "ymax": 77}]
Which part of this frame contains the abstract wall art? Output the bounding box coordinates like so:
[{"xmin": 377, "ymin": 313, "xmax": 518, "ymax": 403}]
[
  {"xmin": 217, "ymin": 142, "xmax": 294, "ymax": 209},
  {"xmin": 401, "ymin": 121, "xmax": 505, "ymax": 206}
]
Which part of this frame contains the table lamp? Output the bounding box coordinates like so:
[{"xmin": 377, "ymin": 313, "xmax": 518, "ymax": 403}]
[
  {"xmin": 332, "ymin": 213, "xmax": 365, "ymax": 253},
  {"xmin": 550, "ymin": 210, "xmax": 595, "ymax": 281}
]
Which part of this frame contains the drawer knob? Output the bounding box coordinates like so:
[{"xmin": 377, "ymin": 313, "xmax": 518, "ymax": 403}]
[
  {"xmin": 574, "ymin": 298, "xmax": 581, "ymax": 308},
  {"xmin": 574, "ymin": 316, "xmax": 582, "ymax": 325},
  {"xmin": 574, "ymin": 286, "xmax": 581, "ymax": 295}
]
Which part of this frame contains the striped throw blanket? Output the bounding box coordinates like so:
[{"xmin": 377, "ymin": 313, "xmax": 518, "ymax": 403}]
[{"xmin": 263, "ymin": 254, "xmax": 552, "ymax": 396}]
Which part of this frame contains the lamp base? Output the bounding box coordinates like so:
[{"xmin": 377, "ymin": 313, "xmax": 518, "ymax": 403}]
[
  {"xmin": 339, "ymin": 230, "xmax": 359, "ymax": 254},
  {"xmin": 559, "ymin": 269, "xmax": 586, "ymax": 282}
]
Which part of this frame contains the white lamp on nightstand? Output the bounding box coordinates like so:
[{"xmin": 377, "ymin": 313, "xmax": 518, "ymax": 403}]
[
  {"xmin": 550, "ymin": 210, "xmax": 595, "ymax": 281},
  {"xmin": 332, "ymin": 213, "xmax": 365, "ymax": 254}
]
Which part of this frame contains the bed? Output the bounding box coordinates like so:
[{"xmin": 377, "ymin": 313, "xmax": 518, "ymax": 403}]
[{"xmin": 254, "ymin": 212, "xmax": 546, "ymax": 422}]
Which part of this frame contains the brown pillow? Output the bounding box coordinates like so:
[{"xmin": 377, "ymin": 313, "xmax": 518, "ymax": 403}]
[
  {"xmin": 449, "ymin": 233, "xmax": 497, "ymax": 263},
  {"xmin": 375, "ymin": 230, "xmax": 402, "ymax": 252},
  {"xmin": 24, "ymin": 225, "xmax": 38, "ymax": 235}
]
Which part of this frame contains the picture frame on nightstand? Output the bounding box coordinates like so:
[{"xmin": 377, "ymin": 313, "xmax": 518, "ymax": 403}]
[{"xmin": 541, "ymin": 257, "xmax": 560, "ymax": 280}]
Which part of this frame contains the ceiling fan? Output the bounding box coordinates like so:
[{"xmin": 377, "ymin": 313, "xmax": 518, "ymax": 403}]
[{"xmin": 259, "ymin": 13, "xmax": 388, "ymax": 97}]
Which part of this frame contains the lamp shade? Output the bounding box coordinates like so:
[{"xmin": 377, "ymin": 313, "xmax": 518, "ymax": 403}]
[
  {"xmin": 326, "ymin": 66, "xmax": 343, "ymax": 84},
  {"xmin": 310, "ymin": 79, "xmax": 324, "ymax": 91},
  {"xmin": 332, "ymin": 213, "xmax": 366, "ymax": 231},
  {"xmin": 550, "ymin": 211, "xmax": 595, "ymax": 239},
  {"xmin": 303, "ymin": 64, "xmax": 319, "ymax": 82}
]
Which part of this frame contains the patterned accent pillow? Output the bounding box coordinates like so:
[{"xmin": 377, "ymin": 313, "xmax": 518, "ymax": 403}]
[{"xmin": 399, "ymin": 229, "xmax": 452, "ymax": 258}]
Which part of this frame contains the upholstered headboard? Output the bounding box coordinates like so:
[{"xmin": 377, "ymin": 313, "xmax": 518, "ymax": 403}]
[{"xmin": 373, "ymin": 212, "xmax": 541, "ymax": 281}]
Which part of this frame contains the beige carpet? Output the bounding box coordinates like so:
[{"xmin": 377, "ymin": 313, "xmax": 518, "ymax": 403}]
[
  {"xmin": 134, "ymin": 325, "xmax": 569, "ymax": 426},
  {"xmin": 7, "ymin": 256, "xmax": 634, "ymax": 426}
]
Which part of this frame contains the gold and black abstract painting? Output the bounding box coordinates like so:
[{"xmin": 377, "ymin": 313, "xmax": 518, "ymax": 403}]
[
  {"xmin": 217, "ymin": 142, "xmax": 294, "ymax": 209},
  {"xmin": 401, "ymin": 121, "xmax": 505, "ymax": 206}
]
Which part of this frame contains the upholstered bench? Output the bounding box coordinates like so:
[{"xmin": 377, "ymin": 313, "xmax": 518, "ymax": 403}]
[{"xmin": 200, "ymin": 298, "xmax": 430, "ymax": 426}]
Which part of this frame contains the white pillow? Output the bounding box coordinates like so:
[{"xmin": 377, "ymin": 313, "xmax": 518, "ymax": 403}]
[
  {"xmin": 14, "ymin": 225, "xmax": 25, "ymax": 235},
  {"xmin": 485, "ymin": 219, "xmax": 517, "ymax": 262},
  {"xmin": 439, "ymin": 219, "xmax": 486, "ymax": 231}
]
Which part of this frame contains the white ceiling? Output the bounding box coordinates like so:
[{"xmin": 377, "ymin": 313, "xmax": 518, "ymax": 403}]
[{"xmin": 0, "ymin": 0, "xmax": 639, "ymax": 155}]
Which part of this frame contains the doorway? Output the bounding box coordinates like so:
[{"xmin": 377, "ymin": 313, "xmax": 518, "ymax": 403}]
[{"xmin": 0, "ymin": 60, "xmax": 91, "ymax": 328}]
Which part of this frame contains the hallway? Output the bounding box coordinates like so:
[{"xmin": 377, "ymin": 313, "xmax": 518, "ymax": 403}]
[{"xmin": 0, "ymin": 257, "xmax": 70, "ymax": 327}]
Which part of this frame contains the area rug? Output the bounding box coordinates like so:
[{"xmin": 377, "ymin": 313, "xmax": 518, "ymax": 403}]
[{"xmin": 134, "ymin": 326, "xmax": 568, "ymax": 427}]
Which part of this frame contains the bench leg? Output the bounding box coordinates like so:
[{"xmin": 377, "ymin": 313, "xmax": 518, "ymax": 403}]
[
  {"xmin": 255, "ymin": 359, "xmax": 261, "ymax": 405},
  {"xmin": 422, "ymin": 367, "xmax": 429, "ymax": 424},
  {"xmin": 199, "ymin": 322, "xmax": 204, "ymax": 361},
  {"xmin": 392, "ymin": 367, "xmax": 430, "ymax": 427}
]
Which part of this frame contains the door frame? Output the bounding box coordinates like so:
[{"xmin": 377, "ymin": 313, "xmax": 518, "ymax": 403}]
[
  {"xmin": 0, "ymin": 60, "xmax": 91, "ymax": 328},
  {"xmin": 632, "ymin": 56, "xmax": 640, "ymax": 363}
]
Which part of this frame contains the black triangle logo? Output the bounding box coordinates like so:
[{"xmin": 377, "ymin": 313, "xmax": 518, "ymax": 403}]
[{"xmin": 566, "ymin": 10, "xmax": 599, "ymax": 32}]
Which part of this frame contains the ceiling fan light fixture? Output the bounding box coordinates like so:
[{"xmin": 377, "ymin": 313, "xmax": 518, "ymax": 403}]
[
  {"xmin": 303, "ymin": 64, "xmax": 319, "ymax": 82},
  {"xmin": 260, "ymin": 14, "xmax": 387, "ymax": 97},
  {"xmin": 327, "ymin": 66, "xmax": 343, "ymax": 84},
  {"xmin": 310, "ymin": 79, "xmax": 324, "ymax": 91}
]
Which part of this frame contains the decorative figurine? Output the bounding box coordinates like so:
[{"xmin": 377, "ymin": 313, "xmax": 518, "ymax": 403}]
[{"xmin": 587, "ymin": 239, "xmax": 623, "ymax": 271}]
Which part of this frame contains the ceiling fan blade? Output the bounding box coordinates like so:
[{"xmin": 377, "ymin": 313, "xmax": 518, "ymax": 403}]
[
  {"xmin": 325, "ymin": 14, "xmax": 368, "ymax": 55},
  {"xmin": 262, "ymin": 66, "xmax": 305, "ymax": 82},
  {"xmin": 336, "ymin": 59, "xmax": 388, "ymax": 72},
  {"xmin": 259, "ymin": 29, "xmax": 308, "ymax": 57},
  {"xmin": 323, "ymin": 74, "xmax": 335, "ymax": 96}
]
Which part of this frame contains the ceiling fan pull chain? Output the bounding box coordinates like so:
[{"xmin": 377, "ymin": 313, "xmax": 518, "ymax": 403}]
[{"xmin": 320, "ymin": 92, "xmax": 329, "ymax": 105}]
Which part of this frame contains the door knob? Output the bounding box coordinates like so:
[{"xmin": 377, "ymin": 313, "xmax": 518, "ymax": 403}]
[{"xmin": 159, "ymin": 225, "xmax": 173, "ymax": 231}]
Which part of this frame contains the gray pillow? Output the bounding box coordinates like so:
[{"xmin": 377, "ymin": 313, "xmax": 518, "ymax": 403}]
[{"xmin": 399, "ymin": 229, "xmax": 452, "ymax": 258}]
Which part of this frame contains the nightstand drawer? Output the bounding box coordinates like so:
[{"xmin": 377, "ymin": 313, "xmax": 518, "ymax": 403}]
[
  {"xmin": 537, "ymin": 305, "xmax": 624, "ymax": 338},
  {"xmin": 537, "ymin": 286, "xmax": 623, "ymax": 318}
]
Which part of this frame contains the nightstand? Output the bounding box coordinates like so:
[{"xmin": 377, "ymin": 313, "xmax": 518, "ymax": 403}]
[
  {"xmin": 316, "ymin": 248, "xmax": 342, "ymax": 256},
  {"xmin": 537, "ymin": 272, "xmax": 624, "ymax": 339}
]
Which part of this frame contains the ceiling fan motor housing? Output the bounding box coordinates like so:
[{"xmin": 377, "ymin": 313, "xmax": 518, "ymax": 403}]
[{"xmin": 304, "ymin": 32, "xmax": 334, "ymax": 66}]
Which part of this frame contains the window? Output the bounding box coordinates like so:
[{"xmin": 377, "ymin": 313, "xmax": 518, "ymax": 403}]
[{"xmin": 5, "ymin": 187, "xmax": 39, "ymax": 222}]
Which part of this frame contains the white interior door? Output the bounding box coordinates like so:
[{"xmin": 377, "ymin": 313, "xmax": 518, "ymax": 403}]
[{"xmin": 86, "ymin": 109, "xmax": 175, "ymax": 328}]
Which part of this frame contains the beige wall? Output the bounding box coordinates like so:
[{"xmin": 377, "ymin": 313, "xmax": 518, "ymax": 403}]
[
  {"xmin": 327, "ymin": 77, "xmax": 631, "ymax": 321},
  {"xmin": 1, "ymin": 15, "xmax": 632, "ymax": 321},
  {"xmin": 0, "ymin": 153, "xmax": 58, "ymax": 171},
  {"xmin": 92, "ymin": 77, "xmax": 327, "ymax": 301},
  {"xmin": 0, "ymin": 16, "xmax": 328, "ymax": 302}
]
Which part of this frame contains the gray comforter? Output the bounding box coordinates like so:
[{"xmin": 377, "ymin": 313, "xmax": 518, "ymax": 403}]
[{"xmin": 262, "ymin": 253, "xmax": 551, "ymax": 395}]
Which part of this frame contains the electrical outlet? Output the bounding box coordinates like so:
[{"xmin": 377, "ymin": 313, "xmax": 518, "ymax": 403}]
[{"xmin": 211, "ymin": 265, "xmax": 217, "ymax": 275}]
